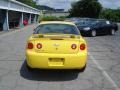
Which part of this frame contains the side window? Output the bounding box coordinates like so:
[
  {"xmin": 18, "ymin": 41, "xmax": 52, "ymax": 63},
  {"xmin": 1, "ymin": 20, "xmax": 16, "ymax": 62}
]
[
  {"xmin": 100, "ymin": 21, "xmax": 107, "ymax": 26},
  {"xmin": 94, "ymin": 21, "xmax": 100, "ymax": 27},
  {"xmin": 33, "ymin": 25, "xmax": 42, "ymax": 34},
  {"xmin": 76, "ymin": 22, "xmax": 81, "ymax": 26},
  {"xmin": 97, "ymin": 22, "xmax": 103, "ymax": 26},
  {"xmin": 76, "ymin": 21, "xmax": 84, "ymax": 26},
  {"xmin": 99, "ymin": 22, "xmax": 103, "ymax": 25}
]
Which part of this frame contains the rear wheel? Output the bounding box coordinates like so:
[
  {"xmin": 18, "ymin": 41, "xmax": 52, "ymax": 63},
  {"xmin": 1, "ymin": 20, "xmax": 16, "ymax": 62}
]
[
  {"xmin": 110, "ymin": 29, "xmax": 115, "ymax": 35},
  {"xmin": 26, "ymin": 62, "xmax": 33, "ymax": 71},
  {"xmin": 91, "ymin": 30, "xmax": 96, "ymax": 37}
]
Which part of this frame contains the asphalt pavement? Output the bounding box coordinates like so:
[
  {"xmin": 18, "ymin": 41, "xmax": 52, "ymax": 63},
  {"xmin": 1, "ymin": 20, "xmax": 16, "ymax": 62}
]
[{"xmin": 0, "ymin": 24, "xmax": 120, "ymax": 90}]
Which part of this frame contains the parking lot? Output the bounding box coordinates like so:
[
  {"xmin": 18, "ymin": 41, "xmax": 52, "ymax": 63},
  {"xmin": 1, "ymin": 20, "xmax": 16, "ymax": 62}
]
[{"xmin": 0, "ymin": 24, "xmax": 120, "ymax": 90}]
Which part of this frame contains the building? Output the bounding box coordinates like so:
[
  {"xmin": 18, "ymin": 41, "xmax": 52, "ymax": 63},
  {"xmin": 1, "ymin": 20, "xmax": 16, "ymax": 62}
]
[
  {"xmin": 43, "ymin": 9, "xmax": 69, "ymax": 17},
  {"xmin": 0, "ymin": 0, "xmax": 40, "ymax": 31}
]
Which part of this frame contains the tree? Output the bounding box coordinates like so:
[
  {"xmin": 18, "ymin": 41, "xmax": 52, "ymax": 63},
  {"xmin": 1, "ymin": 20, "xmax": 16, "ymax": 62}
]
[
  {"xmin": 16, "ymin": 0, "xmax": 37, "ymax": 8},
  {"xmin": 100, "ymin": 8, "xmax": 120, "ymax": 22},
  {"xmin": 69, "ymin": 0, "xmax": 102, "ymax": 18}
]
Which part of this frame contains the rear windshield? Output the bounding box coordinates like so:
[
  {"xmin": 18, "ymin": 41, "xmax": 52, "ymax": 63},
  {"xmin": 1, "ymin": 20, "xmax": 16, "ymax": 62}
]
[{"xmin": 34, "ymin": 24, "xmax": 80, "ymax": 35}]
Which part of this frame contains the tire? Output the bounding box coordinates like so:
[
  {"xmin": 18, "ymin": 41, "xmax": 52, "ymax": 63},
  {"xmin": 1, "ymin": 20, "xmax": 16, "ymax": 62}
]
[
  {"xmin": 26, "ymin": 62, "xmax": 33, "ymax": 71},
  {"xmin": 80, "ymin": 64, "xmax": 86, "ymax": 72},
  {"xmin": 91, "ymin": 30, "xmax": 96, "ymax": 37},
  {"xmin": 110, "ymin": 29, "xmax": 115, "ymax": 35}
]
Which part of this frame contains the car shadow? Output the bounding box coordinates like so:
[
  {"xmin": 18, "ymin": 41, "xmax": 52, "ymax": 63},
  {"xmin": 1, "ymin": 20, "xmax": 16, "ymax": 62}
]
[{"xmin": 20, "ymin": 61, "xmax": 79, "ymax": 81}]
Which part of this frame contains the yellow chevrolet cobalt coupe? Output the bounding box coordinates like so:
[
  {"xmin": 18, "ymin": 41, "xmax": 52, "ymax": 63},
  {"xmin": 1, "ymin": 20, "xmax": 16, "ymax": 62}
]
[{"xmin": 26, "ymin": 21, "xmax": 87, "ymax": 72}]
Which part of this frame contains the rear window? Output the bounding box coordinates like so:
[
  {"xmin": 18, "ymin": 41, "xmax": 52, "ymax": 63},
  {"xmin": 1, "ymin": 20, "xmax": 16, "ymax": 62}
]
[{"xmin": 34, "ymin": 24, "xmax": 80, "ymax": 35}]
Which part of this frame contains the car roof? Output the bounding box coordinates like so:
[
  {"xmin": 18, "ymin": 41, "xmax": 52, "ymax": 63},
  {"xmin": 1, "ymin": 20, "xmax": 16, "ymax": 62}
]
[{"xmin": 40, "ymin": 21, "xmax": 75, "ymax": 26}]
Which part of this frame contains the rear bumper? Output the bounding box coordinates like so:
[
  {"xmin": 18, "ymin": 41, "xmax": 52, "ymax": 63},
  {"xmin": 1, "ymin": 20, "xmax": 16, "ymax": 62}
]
[{"xmin": 26, "ymin": 51, "xmax": 87, "ymax": 69}]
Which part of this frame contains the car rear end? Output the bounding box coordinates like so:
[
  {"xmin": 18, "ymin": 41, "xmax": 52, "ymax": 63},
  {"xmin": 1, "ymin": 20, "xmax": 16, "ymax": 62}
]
[{"xmin": 26, "ymin": 22, "xmax": 87, "ymax": 69}]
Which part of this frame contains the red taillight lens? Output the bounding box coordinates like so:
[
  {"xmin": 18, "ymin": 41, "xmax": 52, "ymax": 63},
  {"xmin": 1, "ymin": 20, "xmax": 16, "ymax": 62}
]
[
  {"xmin": 80, "ymin": 43, "xmax": 86, "ymax": 50},
  {"xmin": 27, "ymin": 42, "xmax": 33, "ymax": 49},
  {"xmin": 71, "ymin": 44, "xmax": 77, "ymax": 49},
  {"xmin": 37, "ymin": 43, "xmax": 42, "ymax": 49}
]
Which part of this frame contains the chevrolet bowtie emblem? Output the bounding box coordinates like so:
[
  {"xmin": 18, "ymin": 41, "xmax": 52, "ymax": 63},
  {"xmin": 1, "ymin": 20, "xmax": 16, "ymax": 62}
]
[{"xmin": 53, "ymin": 44, "xmax": 60, "ymax": 46}]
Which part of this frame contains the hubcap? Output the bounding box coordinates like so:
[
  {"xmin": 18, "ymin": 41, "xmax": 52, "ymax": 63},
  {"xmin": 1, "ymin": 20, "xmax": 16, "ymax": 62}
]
[
  {"xmin": 111, "ymin": 29, "xmax": 115, "ymax": 35},
  {"xmin": 92, "ymin": 30, "xmax": 96, "ymax": 37}
]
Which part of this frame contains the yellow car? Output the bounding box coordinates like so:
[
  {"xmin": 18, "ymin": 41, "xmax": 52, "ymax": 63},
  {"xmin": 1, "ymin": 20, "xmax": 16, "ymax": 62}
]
[{"xmin": 26, "ymin": 21, "xmax": 87, "ymax": 71}]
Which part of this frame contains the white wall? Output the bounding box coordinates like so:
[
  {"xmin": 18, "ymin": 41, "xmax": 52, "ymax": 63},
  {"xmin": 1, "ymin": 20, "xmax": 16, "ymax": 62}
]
[{"xmin": 44, "ymin": 12, "xmax": 69, "ymax": 17}]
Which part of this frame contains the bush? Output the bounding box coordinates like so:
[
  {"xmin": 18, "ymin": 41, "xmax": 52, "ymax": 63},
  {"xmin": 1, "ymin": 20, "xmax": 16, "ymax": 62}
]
[
  {"xmin": 39, "ymin": 16, "xmax": 65, "ymax": 22},
  {"xmin": 100, "ymin": 9, "xmax": 120, "ymax": 22}
]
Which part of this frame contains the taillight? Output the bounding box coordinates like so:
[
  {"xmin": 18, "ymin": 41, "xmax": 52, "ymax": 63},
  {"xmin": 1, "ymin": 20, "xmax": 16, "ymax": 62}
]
[
  {"xmin": 80, "ymin": 43, "xmax": 86, "ymax": 50},
  {"xmin": 37, "ymin": 43, "xmax": 42, "ymax": 49},
  {"xmin": 27, "ymin": 42, "xmax": 33, "ymax": 49},
  {"xmin": 71, "ymin": 44, "xmax": 77, "ymax": 49}
]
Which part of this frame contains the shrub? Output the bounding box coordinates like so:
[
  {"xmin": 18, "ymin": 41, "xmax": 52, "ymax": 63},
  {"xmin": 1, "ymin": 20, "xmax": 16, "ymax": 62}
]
[{"xmin": 39, "ymin": 16, "xmax": 65, "ymax": 22}]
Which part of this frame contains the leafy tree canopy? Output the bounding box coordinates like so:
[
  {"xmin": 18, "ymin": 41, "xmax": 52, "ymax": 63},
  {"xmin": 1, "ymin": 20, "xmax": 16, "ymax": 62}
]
[
  {"xmin": 69, "ymin": 0, "xmax": 102, "ymax": 18},
  {"xmin": 16, "ymin": 0, "xmax": 37, "ymax": 8},
  {"xmin": 100, "ymin": 8, "xmax": 120, "ymax": 22}
]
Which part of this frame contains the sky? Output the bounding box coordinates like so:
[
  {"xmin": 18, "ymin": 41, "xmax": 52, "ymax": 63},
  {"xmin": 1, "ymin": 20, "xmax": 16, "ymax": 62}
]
[{"xmin": 35, "ymin": 0, "xmax": 120, "ymax": 10}]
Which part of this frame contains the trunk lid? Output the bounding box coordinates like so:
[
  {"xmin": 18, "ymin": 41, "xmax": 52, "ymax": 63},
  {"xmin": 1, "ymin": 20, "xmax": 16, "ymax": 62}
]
[{"xmin": 33, "ymin": 34, "xmax": 80, "ymax": 54}]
